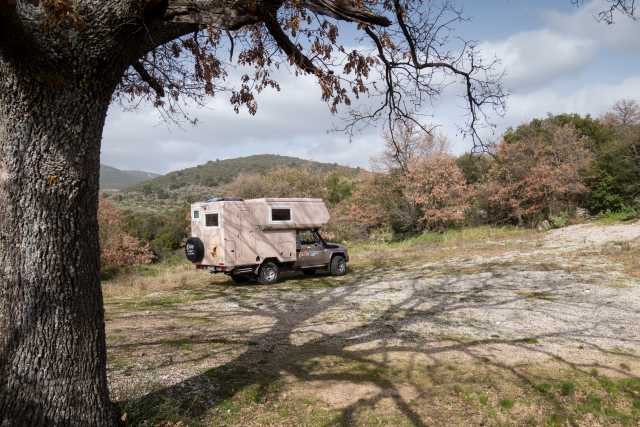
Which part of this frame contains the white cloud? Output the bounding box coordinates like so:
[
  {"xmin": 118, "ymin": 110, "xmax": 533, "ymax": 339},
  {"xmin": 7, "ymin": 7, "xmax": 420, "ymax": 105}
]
[
  {"xmin": 479, "ymin": 29, "xmax": 596, "ymax": 92},
  {"xmin": 504, "ymin": 76, "xmax": 640, "ymax": 126},
  {"xmin": 544, "ymin": 0, "xmax": 640, "ymax": 53}
]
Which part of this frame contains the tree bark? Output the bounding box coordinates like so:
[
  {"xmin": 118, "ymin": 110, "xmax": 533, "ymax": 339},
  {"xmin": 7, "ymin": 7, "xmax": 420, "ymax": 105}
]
[
  {"xmin": 0, "ymin": 55, "xmax": 118, "ymax": 426},
  {"xmin": 0, "ymin": 0, "xmax": 391, "ymax": 424}
]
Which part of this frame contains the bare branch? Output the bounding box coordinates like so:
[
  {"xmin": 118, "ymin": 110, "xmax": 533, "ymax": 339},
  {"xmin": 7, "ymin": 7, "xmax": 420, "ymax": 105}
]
[
  {"xmin": 132, "ymin": 60, "xmax": 166, "ymax": 98},
  {"xmin": 262, "ymin": 8, "xmax": 317, "ymax": 74},
  {"xmin": 573, "ymin": 0, "xmax": 638, "ymax": 23}
]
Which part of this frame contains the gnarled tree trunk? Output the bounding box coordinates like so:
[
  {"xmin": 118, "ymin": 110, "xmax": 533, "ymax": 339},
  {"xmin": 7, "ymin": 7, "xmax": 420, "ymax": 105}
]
[
  {"xmin": 0, "ymin": 0, "xmax": 390, "ymax": 424},
  {"xmin": 0, "ymin": 56, "xmax": 118, "ymax": 425}
]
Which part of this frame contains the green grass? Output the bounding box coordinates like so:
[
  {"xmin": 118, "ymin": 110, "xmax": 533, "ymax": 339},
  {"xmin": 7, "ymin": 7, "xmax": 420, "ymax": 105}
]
[
  {"xmin": 115, "ymin": 355, "xmax": 640, "ymax": 427},
  {"xmin": 499, "ymin": 398, "xmax": 515, "ymax": 410},
  {"xmin": 348, "ymin": 225, "xmax": 531, "ymax": 253},
  {"xmin": 595, "ymin": 208, "xmax": 639, "ymax": 224},
  {"xmin": 559, "ymin": 381, "xmax": 575, "ymax": 396},
  {"xmin": 103, "ymin": 254, "xmax": 189, "ymax": 282}
]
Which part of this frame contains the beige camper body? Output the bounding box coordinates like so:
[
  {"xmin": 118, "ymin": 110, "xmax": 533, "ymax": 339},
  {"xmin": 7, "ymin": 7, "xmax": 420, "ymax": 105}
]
[{"xmin": 190, "ymin": 198, "xmax": 330, "ymax": 269}]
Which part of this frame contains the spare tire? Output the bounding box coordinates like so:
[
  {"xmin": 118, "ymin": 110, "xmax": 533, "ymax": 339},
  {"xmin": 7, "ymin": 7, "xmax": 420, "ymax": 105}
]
[{"xmin": 185, "ymin": 237, "xmax": 204, "ymax": 263}]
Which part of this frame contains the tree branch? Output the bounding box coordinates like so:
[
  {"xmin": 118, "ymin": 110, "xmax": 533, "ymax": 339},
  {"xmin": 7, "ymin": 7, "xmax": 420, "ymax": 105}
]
[
  {"xmin": 162, "ymin": 0, "xmax": 390, "ymax": 29},
  {"xmin": 300, "ymin": 0, "xmax": 391, "ymax": 26},
  {"xmin": 262, "ymin": 8, "xmax": 317, "ymax": 74},
  {"xmin": 132, "ymin": 60, "xmax": 165, "ymax": 98}
]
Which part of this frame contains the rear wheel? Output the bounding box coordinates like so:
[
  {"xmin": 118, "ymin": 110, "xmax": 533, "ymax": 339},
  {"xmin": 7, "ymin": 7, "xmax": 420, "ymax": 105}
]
[
  {"xmin": 258, "ymin": 262, "xmax": 280, "ymax": 285},
  {"xmin": 330, "ymin": 255, "xmax": 347, "ymax": 276}
]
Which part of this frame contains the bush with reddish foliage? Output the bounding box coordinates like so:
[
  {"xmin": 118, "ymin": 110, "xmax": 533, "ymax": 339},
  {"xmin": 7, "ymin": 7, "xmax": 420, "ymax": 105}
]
[
  {"xmin": 98, "ymin": 197, "xmax": 155, "ymax": 269},
  {"xmin": 484, "ymin": 124, "xmax": 593, "ymax": 226},
  {"xmin": 405, "ymin": 154, "xmax": 475, "ymax": 231}
]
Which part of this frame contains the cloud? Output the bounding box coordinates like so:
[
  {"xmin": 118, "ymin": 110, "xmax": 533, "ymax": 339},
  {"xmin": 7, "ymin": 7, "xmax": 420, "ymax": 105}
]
[
  {"xmin": 479, "ymin": 29, "xmax": 597, "ymax": 92},
  {"xmin": 504, "ymin": 76, "xmax": 640, "ymax": 126},
  {"xmin": 435, "ymin": 75, "xmax": 640, "ymax": 155},
  {"xmin": 544, "ymin": 0, "xmax": 640, "ymax": 53}
]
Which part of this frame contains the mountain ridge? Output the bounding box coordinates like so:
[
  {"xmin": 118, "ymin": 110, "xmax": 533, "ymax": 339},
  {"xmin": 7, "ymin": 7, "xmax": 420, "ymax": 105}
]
[
  {"xmin": 100, "ymin": 164, "xmax": 160, "ymax": 190},
  {"xmin": 127, "ymin": 154, "xmax": 359, "ymax": 192}
]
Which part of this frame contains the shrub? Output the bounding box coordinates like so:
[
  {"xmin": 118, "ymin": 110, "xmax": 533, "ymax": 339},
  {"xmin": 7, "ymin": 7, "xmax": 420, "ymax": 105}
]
[
  {"xmin": 98, "ymin": 197, "xmax": 155, "ymax": 269},
  {"xmin": 484, "ymin": 123, "xmax": 593, "ymax": 226},
  {"xmin": 404, "ymin": 154, "xmax": 475, "ymax": 231}
]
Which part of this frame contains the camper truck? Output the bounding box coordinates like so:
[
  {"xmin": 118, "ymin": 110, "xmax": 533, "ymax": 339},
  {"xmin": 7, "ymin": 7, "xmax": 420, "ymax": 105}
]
[{"xmin": 185, "ymin": 198, "xmax": 349, "ymax": 284}]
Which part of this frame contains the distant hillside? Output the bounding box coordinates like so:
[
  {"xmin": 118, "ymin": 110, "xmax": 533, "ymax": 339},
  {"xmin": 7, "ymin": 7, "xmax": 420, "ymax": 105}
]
[
  {"xmin": 100, "ymin": 165, "xmax": 160, "ymax": 190},
  {"xmin": 128, "ymin": 154, "xmax": 358, "ymax": 192}
]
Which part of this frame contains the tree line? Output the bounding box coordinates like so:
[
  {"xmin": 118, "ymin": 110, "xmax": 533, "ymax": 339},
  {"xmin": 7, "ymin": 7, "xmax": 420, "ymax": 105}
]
[{"xmin": 99, "ymin": 99, "xmax": 640, "ymax": 272}]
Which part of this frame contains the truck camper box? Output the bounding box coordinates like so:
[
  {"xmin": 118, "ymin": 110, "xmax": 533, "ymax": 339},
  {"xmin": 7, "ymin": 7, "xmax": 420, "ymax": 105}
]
[{"xmin": 188, "ymin": 198, "xmax": 331, "ymax": 269}]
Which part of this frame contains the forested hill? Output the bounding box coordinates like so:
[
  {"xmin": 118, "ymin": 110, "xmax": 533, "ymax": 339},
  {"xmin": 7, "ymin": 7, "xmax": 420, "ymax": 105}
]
[
  {"xmin": 100, "ymin": 165, "xmax": 160, "ymax": 190},
  {"xmin": 128, "ymin": 154, "xmax": 358, "ymax": 192}
]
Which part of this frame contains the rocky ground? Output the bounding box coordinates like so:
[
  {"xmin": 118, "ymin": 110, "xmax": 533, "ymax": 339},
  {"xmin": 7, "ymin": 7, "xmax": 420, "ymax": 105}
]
[{"xmin": 105, "ymin": 222, "xmax": 640, "ymax": 426}]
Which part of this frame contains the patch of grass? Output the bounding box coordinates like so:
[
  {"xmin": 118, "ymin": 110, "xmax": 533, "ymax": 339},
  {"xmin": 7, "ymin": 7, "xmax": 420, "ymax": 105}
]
[
  {"xmin": 517, "ymin": 337, "xmax": 541, "ymax": 345},
  {"xmin": 579, "ymin": 394, "xmax": 603, "ymax": 414},
  {"xmin": 535, "ymin": 383, "xmax": 553, "ymax": 394},
  {"xmin": 516, "ymin": 291, "xmax": 556, "ymax": 301},
  {"xmin": 477, "ymin": 393, "xmax": 489, "ymax": 406},
  {"xmin": 118, "ymin": 395, "xmax": 201, "ymax": 427},
  {"xmin": 595, "ymin": 209, "xmax": 639, "ymax": 224},
  {"xmin": 600, "ymin": 240, "xmax": 640, "ymax": 278},
  {"xmin": 499, "ymin": 398, "xmax": 515, "ymax": 410},
  {"xmin": 559, "ymin": 381, "xmax": 575, "ymax": 396}
]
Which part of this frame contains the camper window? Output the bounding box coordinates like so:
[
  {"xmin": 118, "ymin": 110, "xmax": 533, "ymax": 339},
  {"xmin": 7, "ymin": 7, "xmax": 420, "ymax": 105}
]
[
  {"xmin": 271, "ymin": 208, "xmax": 291, "ymax": 222},
  {"xmin": 192, "ymin": 210, "xmax": 200, "ymax": 219},
  {"xmin": 205, "ymin": 213, "xmax": 219, "ymax": 227}
]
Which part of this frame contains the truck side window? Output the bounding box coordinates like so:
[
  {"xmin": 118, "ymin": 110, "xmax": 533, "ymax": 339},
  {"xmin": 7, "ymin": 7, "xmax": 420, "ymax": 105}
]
[
  {"xmin": 297, "ymin": 230, "xmax": 317, "ymax": 245},
  {"xmin": 271, "ymin": 208, "xmax": 291, "ymax": 222},
  {"xmin": 205, "ymin": 213, "xmax": 219, "ymax": 227}
]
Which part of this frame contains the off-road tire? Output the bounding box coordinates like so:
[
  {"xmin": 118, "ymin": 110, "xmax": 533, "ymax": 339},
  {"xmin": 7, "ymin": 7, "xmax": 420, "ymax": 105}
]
[
  {"xmin": 185, "ymin": 237, "xmax": 204, "ymax": 263},
  {"xmin": 329, "ymin": 255, "xmax": 347, "ymax": 276},
  {"xmin": 258, "ymin": 262, "xmax": 280, "ymax": 285},
  {"xmin": 230, "ymin": 274, "xmax": 251, "ymax": 284}
]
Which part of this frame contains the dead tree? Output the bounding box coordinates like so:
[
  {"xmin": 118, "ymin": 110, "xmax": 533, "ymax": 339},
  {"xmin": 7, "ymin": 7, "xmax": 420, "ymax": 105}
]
[{"xmin": 0, "ymin": 0, "xmax": 504, "ymax": 425}]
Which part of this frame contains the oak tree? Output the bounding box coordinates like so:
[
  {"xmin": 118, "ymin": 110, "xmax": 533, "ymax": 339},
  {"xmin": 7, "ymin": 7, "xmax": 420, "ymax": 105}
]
[{"xmin": 0, "ymin": 0, "xmax": 504, "ymax": 425}]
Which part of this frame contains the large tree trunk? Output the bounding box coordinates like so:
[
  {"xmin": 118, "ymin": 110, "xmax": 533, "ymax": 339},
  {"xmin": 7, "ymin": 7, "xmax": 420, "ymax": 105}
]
[
  {"xmin": 0, "ymin": 57, "xmax": 117, "ymax": 425},
  {"xmin": 0, "ymin": 0, "xmax": 389, "ymax": 424}
]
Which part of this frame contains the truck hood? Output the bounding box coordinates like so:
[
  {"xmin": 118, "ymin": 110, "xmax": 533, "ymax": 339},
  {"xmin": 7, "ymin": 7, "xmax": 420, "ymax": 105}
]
[{"xmin": 325, "ymin": 242, "xmax": 347, "ymax": 251}]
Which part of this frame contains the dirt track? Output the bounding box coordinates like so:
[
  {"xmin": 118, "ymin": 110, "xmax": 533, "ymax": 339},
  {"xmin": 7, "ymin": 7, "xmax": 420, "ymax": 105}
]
[{"xmin": 106, "ymin": 222, "xmax": 640, "ymax": 426}]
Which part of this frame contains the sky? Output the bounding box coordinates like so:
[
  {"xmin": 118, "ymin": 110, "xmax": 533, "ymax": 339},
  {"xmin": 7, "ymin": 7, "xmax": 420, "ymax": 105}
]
[{"xmin": 101, "ymin": 0, "xmax": 640, "ymax": 174}]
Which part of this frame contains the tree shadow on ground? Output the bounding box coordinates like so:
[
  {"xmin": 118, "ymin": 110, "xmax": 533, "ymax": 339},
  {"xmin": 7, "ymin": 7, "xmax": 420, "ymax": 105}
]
[{"xmin": 116, "ymin": 264, "xmax": 640, "ymax": 426}]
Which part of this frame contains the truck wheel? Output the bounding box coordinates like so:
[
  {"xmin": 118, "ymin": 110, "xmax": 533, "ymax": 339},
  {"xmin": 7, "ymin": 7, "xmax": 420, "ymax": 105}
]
[
  {"xmin": 258, "ymin": 262, "xmax": 280, "ymax": 285},
  {"xmin": 330, "ymin": 255, "xmax": 347, "ymax": 276},
  {"xmin": 185, "ymin": 237, "xmax": 204, "ymax": 263},
  {"xmin": 230, "ymin": 274, "xmax": 251, "ymax": 284}
]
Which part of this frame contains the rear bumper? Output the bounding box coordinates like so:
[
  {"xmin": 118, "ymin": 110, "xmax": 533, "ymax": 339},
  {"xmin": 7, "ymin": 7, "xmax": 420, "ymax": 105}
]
[
  {"xmin": 205, "ymin": 264, "xmax": 258, "ymax": 275},
  {"xmin": 194, "ymin": 264, "xmax": 228, "ymax": 273}
]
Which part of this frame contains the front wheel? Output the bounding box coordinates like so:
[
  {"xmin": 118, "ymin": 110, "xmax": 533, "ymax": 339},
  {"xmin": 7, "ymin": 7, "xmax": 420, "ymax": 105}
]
[
  {"xmin": 258, "ymin": 262, "xmax": 280, "ymax": 285},
  {"xmin": 329, "ymin": 255, "xmax": 347, "ymax": 276}
]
